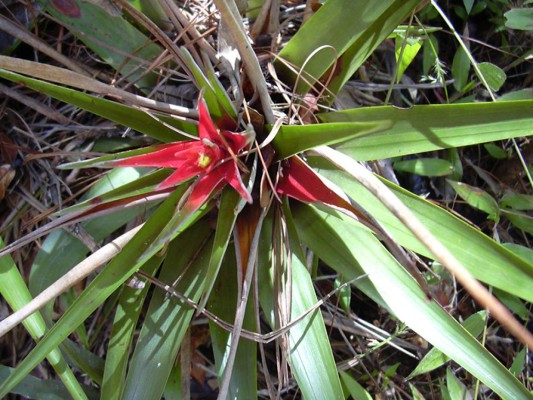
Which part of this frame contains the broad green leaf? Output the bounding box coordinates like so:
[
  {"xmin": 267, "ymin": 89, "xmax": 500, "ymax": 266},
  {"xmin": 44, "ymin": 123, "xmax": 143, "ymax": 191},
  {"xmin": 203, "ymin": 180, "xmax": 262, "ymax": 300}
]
[
  {"xmin": 502, "ymin": 209, "xmax": 533, "ymax": 235},
  {"xmin": 122, "ymin": 223, "xmax": 213, "ymax": 400},
  {"xmin": 38, "ymin": 0, "xmax": 162, "ymax": 89},
  {"xmin": 101, "ymin": 256, "xmax": 162, "ymax": 400},
  {"xmin": 309, "ymin": 162, "xmax": 533, "ymax": 303},
  {"xmin": 293, "ymin": 204, "xmax": 531, "ymax": 399},
  {"xmin": 317, "ymin": 101, "xmax": 533, "ymax": 161},
  {"xmin": 0, "ymin": 68, "xmax": 195, "ymax": 143},
  {"xmin": 498, "ymin": 88, "xmax": 533, "ymax": 101},
  {"xmin": 484, "ymin": 143, "xmax": 508, "ymax": 159},
  {"xmin": 505, "ymin": 8, "xmax": 533, "ymax": 30},
  {"xmin": 208, "ymin": 250, "xmax": 257, "ymax": 399},
  {"xmin": 500, "ymin": 193, "xmax": 533, "ymax": 211},
  {"xmin": 478, "ymin": 62, "xmax": 507, "ymax": 91},
  {"xmin": 395, "ymin": 34, "xmax": 423, "ymax": 81},
  {"xmin": 272, "ymin": 122, "xmax": 388, "ymax": 160},
  {"xmin": 0, "ymin": 187, "xmax": 201, "ymax": 397},
  {"xmin": 447, "ymin": 180, "xmax": 500, "ymax": 222},
  {"xmin": 0, "ymin": 239, "xmax": 88, "ymax": 400},
  {"xmin": 393, "ymin": 158, "xmax": 454, "ymax": 176},
  {"xmin": 339, "ymin": 370, "xmax": 372, "ymax": 400},
  {"xmin": 408, "ymin": 311, "xmax": 487, "ymax": 378},
  {"xmin": 452, "ymin": 46, "xmax": 470, "ymax": 91},
  {"xmin": 276, "ymin": 0, "xmax": 421, "ymax": 96}
]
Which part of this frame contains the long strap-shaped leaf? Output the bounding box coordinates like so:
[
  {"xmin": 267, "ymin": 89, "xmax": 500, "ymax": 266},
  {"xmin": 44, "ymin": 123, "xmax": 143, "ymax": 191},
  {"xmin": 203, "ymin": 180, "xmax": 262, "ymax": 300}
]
[{"xmin": 312, "ymin": 146, "xmax": 533, "ymax": 349}]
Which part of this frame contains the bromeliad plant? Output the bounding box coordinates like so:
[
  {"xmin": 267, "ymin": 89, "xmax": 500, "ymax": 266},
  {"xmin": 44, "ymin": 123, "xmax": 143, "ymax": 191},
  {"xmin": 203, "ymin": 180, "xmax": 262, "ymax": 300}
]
[{"xmin": 0, "ymin": 0, "xmax": 532, "ymax": 399}]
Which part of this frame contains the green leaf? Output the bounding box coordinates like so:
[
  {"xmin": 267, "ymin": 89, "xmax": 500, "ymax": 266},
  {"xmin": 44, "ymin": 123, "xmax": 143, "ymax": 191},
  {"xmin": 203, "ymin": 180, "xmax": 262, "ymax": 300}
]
[
  {"xmin": 317, "ymin": 101, "xmax": 533, "ymax": 161},
  {"xmin": 395, "ymin": 34, "xmax": 423, "ymax": 81},
  {"xmin": 452, "ymin": 46, "xmax": 471, "ymax": 91},
  {"xmin": 101, "ymin": 256, "xmax": 162, "ymax": 400},
  {"xmin": 181, "ymin": 48, "xmax": 237, "ymax": 123},
  {"xmin": 272, "ymin": 121, "xmax": 388, "ymax": 160},
  {"xmin": 122, "ymin": 223, "xmax": 212, "ymax": 400},
  {"xmin": 446, "ymin": 368, "xmax": 472, "ymax": 400},
  {"xmin": 0, "ymin": 365, "xmax": 98, "ymax": 400},
  {"xmin": 393, "ymin": 158, "xmax": 454, "ymax": 177},
  {"xmin": 308, "ymin": 163, "xmax": 533, "ymax": 303},
  {"xmin": 257, "ymin": 210, "xmax": 344, "ymax": 400},
  {"xmin": 339, "ymin": 370, "xmax": 372, "ymax": 400},
  {"xmin": 447, "ymin": 180, "xmax": 500, "ymax": 222},
  {"xmin": 0, "ymin": 68, "xmax": 195, "ymax": 143},
  {"xmin": 505, "ymin": 8, "xmax": 533, "ymax": 30},
  {"xmin": 208, "ymin": 249, "xmax": 257, "ymax": 399},
  {"xmin": 484, "ymin": 143, "xmax": 508, "ymax": 159},
  {"xmin": 38, "ymin": 0, "xmax": 163, "ymax": 89},
  {"xmin": 503, "ymin": 243, "xmax": 533, "ymax": 265},
  {"xmin": 502, "ymin": 209, "xmax": 533, "ymax": 235},
  {"xmin": 478, "ymin": 62, "xmax": 507, "ymax": 91},
  {"xmin": 422, "ymin": 34, "xmax": 439, "ymax": 76},
  {"xmin": 510, "ymin": 347, "xmax": 527, "ymax": 376},
  {"xmin": 493, "ymin": 289, "xmax": 530, "ymax": 321},
  {"xmin": 463, "ymin": 0, "xmax": 475, "ymax": 14},
  {"xmin": 407, "ymin": 311, "xmax": 487, "ymax": 378},
  {"xmin": 500, "ymin": 193, "xmax": 533, "ymax": 211},
  {"xmin": 293, "ymin": 204, "xmax": 531, "ymax": 399},
  {"xmin": 276, "ymin": 0, "xmax": 421, "ymax": 96},
  {"xmin": 0, "ymin": 239, "xmax": 88, "ymax": 400}
]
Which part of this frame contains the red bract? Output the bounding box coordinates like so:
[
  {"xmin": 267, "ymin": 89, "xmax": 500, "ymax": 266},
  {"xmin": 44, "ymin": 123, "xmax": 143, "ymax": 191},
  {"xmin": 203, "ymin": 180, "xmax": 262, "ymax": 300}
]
[
  {"xmin": 276, "ymin": 156, "xmax": 355, "ymax": 214},
  {"xmin": 112, "ymin": 100, "xmax": 252, "ymax": 206}
]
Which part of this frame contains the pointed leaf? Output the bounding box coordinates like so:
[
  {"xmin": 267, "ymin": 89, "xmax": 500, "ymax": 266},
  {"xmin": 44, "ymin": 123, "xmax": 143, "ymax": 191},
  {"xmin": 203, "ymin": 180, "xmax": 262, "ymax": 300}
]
[
  {"xmin": 0, "ymin": 68, "xmax": 195, "ymax": 143},
  {"xmin": 272, "ymin": 121, "xmax": 388, "ymax": 160},
  {"xmin": 317, "ymin": 101, "xmax": 533, "ymax": 161},
  {"xmin": 393, "ymin": 158, "xmax": 454, "ymax": 177},
  {"xmin": 447, "ymin": 180, "xmax": 500, "ymax": 222}
]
